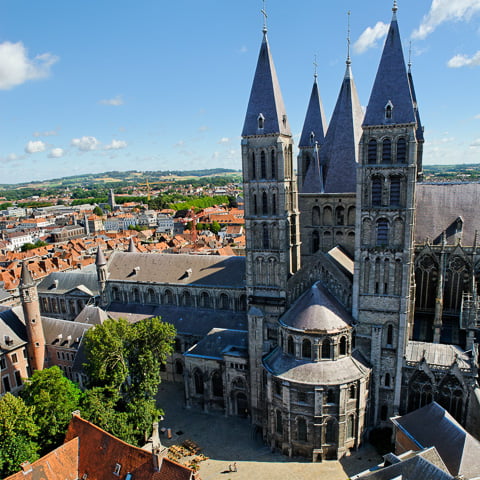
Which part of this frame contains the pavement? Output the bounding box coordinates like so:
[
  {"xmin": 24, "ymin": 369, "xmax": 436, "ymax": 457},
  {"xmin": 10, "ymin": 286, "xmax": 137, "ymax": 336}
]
[{"xmin": 156, "ymin": 381, "xmax": 382, "ymax": 480}]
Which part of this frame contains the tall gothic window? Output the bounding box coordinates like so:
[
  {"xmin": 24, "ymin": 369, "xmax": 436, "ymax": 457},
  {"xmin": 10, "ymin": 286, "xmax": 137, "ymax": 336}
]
[
  {"xmin": 339, "ymin": 336, "xmax": 347, "ymax": 355},
  {"xmin": 297, "ymin": 417, "xmax": 307, "ymax": 442},
  {"xmin": 312, "ymin": 206, "xmax": 321, "ymax": 225},
  {"xmin": 347, "ymin": 414, "xmax": 355, "ymax": 438},
  {"xmin": 261, "ymin": 151, "xmax": 267, "ymax": 179},
  {"xmin": 397, "ymin": 138, "xmax": 407, "ymax": 163},
  {"xmin": 251, "ymin": 152, "xmax": 256, "ymax": 179},
  {"xmin": 263, "ymin": 224, "xmax": 269, "ymax": 249},
  {"xmin": 390, "ymin": 176, "xmax": 401, "ymax": 206},
  {"xmin": 382, "ymin": 138, "xmax": 392, "ymax": 163},
  {"xmin": 194, "ymin": 370, "xmax": 204, "ymax": 394},
  {"xmin": 276, "ymin": 410, "xmax": 283, "ymax": 434},
  {"xmin": 368, "ymin": 139, "xmax": 377, "ymax": 164},
  {"xmin": 312, "ymin": 231, "xmax": 320, "ymax": 253},
  {"xmin": 325, "ymin": 419, "xmax": 336, "ymax": 443},
  {"xmin": 262, "ymin": 192, "xmax": 268, "ymax": 215},
  {"xmin": 287, "ymin": 336, "xmax": 294, "ymax": 355},
  {"xmin": 321, "ymin": 339, "xmax": 331, "ymax": 359},
  {"xmin": 271, "ymin": 150, "xmax": 276, "ymax": 179},
  {"xmin": 253, "ymin": 194, "xmax": 258, "ymax": 215},
  {"xmin": 272, "ymin": 194, "xmax": 277, "ymax": 215},
  {"xmin": 302, "ymin": 339, "xmax": 311, "ymax": 359},
  {"xmin": 376, "ymin": 219, "xmax": 389, "ymax": 246},
  {"xmin": 212, "ymin": 371, "xmax": 223, "ymax": 397},
  {"xmin": 372, "ymin": 177, "xmax": 382, "ymax": 206}
]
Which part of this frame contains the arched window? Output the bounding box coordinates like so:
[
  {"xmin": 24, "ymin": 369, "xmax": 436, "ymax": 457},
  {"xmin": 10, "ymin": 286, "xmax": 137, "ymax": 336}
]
[
  {"xmin": 287, "ymin": 336, "xmax": 294, "ymax": 355},
  {"xmin": 164, "ymin": 289, "xmax": 174, "ymax": 305},
  {"xmin": 272, "ymin": 193, "xmax": 277, "ymax": 215},
  {"xmin": 271, "ymin": 150, "xmax": 276, "ymax": 179},
  {"xmin": 276, "ymin": 410, "xmax": 283, "ymax": 434},
  {"xmin": 297, "ymin": 417, "xmax": 307, "ymax": 442},
  {"xmin": 263, "ymin": 223, "xmax": 269, "ymax": 249},
  {"xmin": 372, "ymin": 177, "xmax": 382, "ymax": 206},
  {"xmin": 312, "ymin": 231, "xmax": 320, "ymax": 253},
  {"xmin": 258, "ymin": 113, "xmax": 264, "ymax": 130},
  {"xmin": 133, "ymin": 288, "xmax": 140, "ymax": 303},
  {"xmin": 397, "ymin": 138, "xmax": 407, "ymax": 163},
  {"xmin": 238, "ymin": 294, "xmax": 247, "ymax": 311},
  {"xmin": 321, "ymin": 339, "xmax": 331, "ymax": 359},
  {"xmin": 262, "ymin": 192, "xmax": 268, "ymax": 215},
  {"xmin": 312, "ymin": 206, "xmax": 321, "ymax": 225},
  {"xmin": 251, "ymin": 152, "xmax": 256, "ymax": 179},
  {"xmin": 335, "ymin": 206, "xmax": 345, "ymax": 225},
  {"xmin": 327, "ymin": 389, "xmax": 335, "ymax": 404},
  {"xmin": 175, "ymin": 360, "xmax": 184, "ymax": 375},
  {"xmin": 376, "ymin": 219, "xmax": 389, "ymax": 246},
  {"xmin": 382, "ymin": 138, "xmax": 392, "ymax": 163},
  {"xmin": 182, "ymin": 291, "xmax": 192, "ymax": 307},
  {"xmin": 349, "ymin": 384, "xmax": 356, "ymax": 399},
  {"xmin": 112, "ymin": 287, "xmax": 120, "ymax": 302},
  {"xmin": 385, "ymin": 101, "xmax": 393, "ymax": 120},
  {"xmin": 390, "ymin": 176, "xmax": 401, "ymax": 206},
  {"xmin": 253, "ymin": 194, "xmax": 258, "ymax": 215},
  {"xmin": 386, "ymin": 325, "xmax": 393, "ymax": 346},
  {"xmin": 194, "ymin": 370, "xmax": 204, "ymax": 394},
  {"xmin": 261, "ymin": 151, "xmax": 267, "ymax": 179},
  {"xmin": 339, "ymin": 336, "xmax": 347, "ymax": 356},
  {"xmin": 302, "ymin": 339, "xmax": 311, "ymax": 359},
  {"xmin": 212, "ymin": 371, "xmax": 223, "ymax": 397},
  {"xmin": 325, "ymin": 419, "xmax": 336, "ymax": 443},
  {"xmin": 147, "ymin": 288, "xmax": 156, "ymax": 304},
  {"xmin": 368, "ymin": 139, "xmax": 377, "ymax": 164},
  {"xmin": 200, "ymin": 291, "xmax": 210, "ymax": 308},
  {"xmin": 385, "ymin": 373, "xmax": 391, "ymax": 387},
  {"xmin": 380, "ymin": 405, "xmax": 388, "ymax": 421},
  {"xmin": 219, "ymin": 293, "xmax": 229, "ymax": 310},
  {"xmin": 347, "ymin": 414, "xmax": 355, "ymax": 438}
]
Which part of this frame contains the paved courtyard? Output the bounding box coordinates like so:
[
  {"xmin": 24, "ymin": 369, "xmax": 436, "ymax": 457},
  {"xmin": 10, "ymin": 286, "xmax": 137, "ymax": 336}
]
[{"xmin": 156, "ymin": 382, "xmax": 382, "ymax": 480}]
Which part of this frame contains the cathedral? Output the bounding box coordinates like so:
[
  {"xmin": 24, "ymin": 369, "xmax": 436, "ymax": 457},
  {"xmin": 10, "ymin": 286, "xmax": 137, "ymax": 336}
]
[{"xmin": 9, "ymin": 2, "xmax": 479, "ymax": 462}]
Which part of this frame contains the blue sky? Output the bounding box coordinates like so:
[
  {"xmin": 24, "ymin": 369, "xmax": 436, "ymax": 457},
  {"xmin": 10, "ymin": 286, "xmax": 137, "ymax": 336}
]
[{"xmin": 0, "ymin": 0, "xmax": 479, "ymax": 184}]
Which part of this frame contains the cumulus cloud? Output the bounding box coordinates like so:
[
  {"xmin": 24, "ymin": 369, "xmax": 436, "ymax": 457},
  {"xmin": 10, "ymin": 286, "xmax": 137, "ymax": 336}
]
[
  {"xmin": 353, "ymin": 22, "xmax": 389, "ymax": 54},
  {"xmin": 471, "ymin": 138, "xmax": 480, "ymax": 147},
  {"xmin": 71, "ymin": 136, "xmax": 100, "ymax": 151},
  {"xmin": 25, "ymin": 140, "xmax": 46, "ymax": 154},
  {"xmin": 0, "ymin": 41, "xmax": 58, "ymax": 90},
  {"xmin": 218, "ymin": 137, "xmax": 230, "ymax": 144},
  {"xmin": 48, "ymin": 148, "xmax": 65, "ymax": 158},
  {"xmin": 447, "ymin": 50, "xmax": 480, "ymax": 67},
  {"xmin": 413, "ymin": 0, "xmax": 480, "ymax": 39},
  {"xmin": 99, "ymin": 95, "xmax": 124, "ymax": 106},
  {"xmin": 104, "ymin": 139, "xmax": 127, "ymax": 150}
]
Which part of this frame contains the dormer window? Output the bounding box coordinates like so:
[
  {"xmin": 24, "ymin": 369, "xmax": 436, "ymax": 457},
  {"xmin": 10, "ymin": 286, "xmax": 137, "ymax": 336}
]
[
  {"xmin": 113, "ymin": 463, "xmax": 121, "ymax": 476},
  {"xmin": 385, "ymin": 100, "xmax": 393, "ymax": 120},
  {"xmin": 310, "ymin": 131, "xmax": 315, "ymax": 145},
  {"xmin": 257, "ymin": 113, "xmax": 265, "ymax": 130},
  {"xmin": 282, "ymin": 114, "xmax": 287, "ymax": 127}
]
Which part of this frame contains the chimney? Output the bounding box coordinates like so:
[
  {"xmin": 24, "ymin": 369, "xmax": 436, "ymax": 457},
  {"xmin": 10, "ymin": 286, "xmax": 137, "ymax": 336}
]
[{"xmin": 20, "ymin": 461, "xmax": 32, "ymax": 473}]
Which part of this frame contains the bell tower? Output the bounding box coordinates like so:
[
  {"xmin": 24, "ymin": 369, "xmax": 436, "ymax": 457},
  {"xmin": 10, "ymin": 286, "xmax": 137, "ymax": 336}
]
[
  {"xmin": 353, "ymin": 2, "xmax": 422, "ymax": 424},
  {"xmin": 242, "ymin": 16, "xmax": 300, "ymax": 426}
]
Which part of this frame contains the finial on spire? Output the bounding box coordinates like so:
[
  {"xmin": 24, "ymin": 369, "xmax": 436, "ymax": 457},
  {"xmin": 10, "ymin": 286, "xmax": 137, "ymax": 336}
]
[
  {"xmin": 313, "ymin": 54, "xmax": 318, "ymax": 80},
  {"xmin": 261, "ymin": 0, "xmax": 268, "ymax": 34},
  {"xmin": 392, "ymin": 0, "xmax": 398, "ymax": 17},
  {"xmin": 408, "ymin": 40, "xmax": 412, "ymax": 72},
  {"xmin": 346, "ymin": 10, "xmax": 351, "ymax": 66}
]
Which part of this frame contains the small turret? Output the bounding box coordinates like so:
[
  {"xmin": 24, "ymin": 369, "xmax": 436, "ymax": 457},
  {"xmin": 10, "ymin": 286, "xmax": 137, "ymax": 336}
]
[{"xmin": 128, "ymin": 237, "xmax": 138, "ymax": 253}]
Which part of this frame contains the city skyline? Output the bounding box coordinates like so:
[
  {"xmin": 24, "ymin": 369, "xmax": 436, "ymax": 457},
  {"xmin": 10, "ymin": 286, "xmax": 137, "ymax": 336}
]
[{"xmin": 0, "ymin": 0, "xmax": 479, "ymax": 184}]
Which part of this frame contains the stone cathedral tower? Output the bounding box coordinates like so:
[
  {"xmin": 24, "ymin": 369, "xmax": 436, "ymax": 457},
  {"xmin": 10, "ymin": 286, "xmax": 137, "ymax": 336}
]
[
  {"xmin": 352, "ymin": 3, "xmax": 421, "ymax": 425},
  {"xmin": 242, "ymin": 23, "xmax": 301, "ymax": 425},
  {"xmin": 20, "ymin": 262, "xmax": 46, "ymax": 371}
]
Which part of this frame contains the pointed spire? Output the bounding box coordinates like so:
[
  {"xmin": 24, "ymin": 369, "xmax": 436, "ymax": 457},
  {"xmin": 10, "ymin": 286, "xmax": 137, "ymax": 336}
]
[
  {"xmin": 20, "ymin": 262, "xmax": 34, "ymax": 287},
  {"xmin": 242, "ymin": 17, "xmax": 291, "ymax": 137},
  {"xmin": 302, "ymin": 142, "xmax": 324, "ymax": 193},
  {"xmin": 363, "ymin": 4, "xmax": 416, "ymax": 126},
  {"xmin": 322, "ymin": 54, "xmax": 364, "ymax": 193},
  {"xmin": 298, "ymin": 70, "xmax": 327, "ymax": 148},
  {"xmin": 95, "ymin": 246, "xmax": 107, "ymax": 266},
  {"xmin": 128, "ymin": 237, "xmax": 137, "ymax": 253},
  {"xmin": 346, "ymin": 10, "xmax": 352, "ymax": 67},
  {"xmin": 407, "ymin": 58, "xmax": 424, "ymax": 142}
]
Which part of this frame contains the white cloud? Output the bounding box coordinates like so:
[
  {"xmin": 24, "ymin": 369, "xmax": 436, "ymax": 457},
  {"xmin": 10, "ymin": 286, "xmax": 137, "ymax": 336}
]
[
  {"xmin": 353, "ymin": 22, "xmax": 389, "ymax": 54},
  {"xmin": 25, "ymin": 140, "xmax": 46, "ymax": 154},
  {"xmin": 48, "ymin": 148, "xmax": 65, "ymax": 158},
  {"xmin": 475, "ymin": 114, "xmax": 480, "ymax": 119},
  {"xmin": 33, "ymin": 129, "xmax": 58, "ymax": 137},
  {"xmin": 471, "ymin": 139, "xmax": 480, "ymax": 147},
  {"xmin": 218, "ymin": 137, "xmax": 230, "ymax": 144},
  {"xmin": 104, "ymin": 139, "xmax": 127, "ymax": 150},
  {"xmin": 71, "ymin": 136, "xmax": 100, "ymax": 151},
  {"xmin": 413, "ymin": 0, "xmax": 480, "ymax": 39},
  {"xmin": 447, "ymin": 50, "xmax": 480, "ymax": 67},
  {"xmin": 0, "ymin": 41, "xmax": 58, "ymax": 90},
  {"xmin": 99, "ymin": 95, "xmax": 124, "ymax": 106}
]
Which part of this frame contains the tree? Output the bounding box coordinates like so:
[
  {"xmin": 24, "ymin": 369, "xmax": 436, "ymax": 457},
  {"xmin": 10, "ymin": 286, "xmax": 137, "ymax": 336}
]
[
  {"xmin": 21, "ymin": 366, "xmax": 82, "ymax": 452},
  {"xmin": 209, "ymin": 220, "xmax": 221, "ymax": 235},
  {"xmin": 93, "ymin": 205, "xmax": 103, "ymax": 216},
  {"xmin": 0, "ymin": 393, "xmax": 39, "ymax": 477}
]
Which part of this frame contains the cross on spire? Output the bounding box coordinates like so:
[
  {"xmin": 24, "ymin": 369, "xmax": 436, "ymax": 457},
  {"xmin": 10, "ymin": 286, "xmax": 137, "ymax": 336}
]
[
  {"xmin": 393, "ymin": 0, "xmax": 398, "ymax": 15},
  {"xmin": 346, "ymin": 10, "xmax": 351, "ymax": 65},
  {"xmin": 408, "ymin": 40, "xmax": 412, "ymax": 71},
  {"xmin": 313, "ymin": 54, "xmax": 318, "ymax": 79},
  {"xmin": 261, "ymin": 0, "xmax": 268, "ymax": 33}
]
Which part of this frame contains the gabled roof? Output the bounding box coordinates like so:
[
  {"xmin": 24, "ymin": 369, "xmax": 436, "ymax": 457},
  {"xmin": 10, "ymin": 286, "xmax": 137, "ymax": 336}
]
[
  {"xmin": 242, "ymin": 31, "xmax": 291, "ymax": 137},
  {"xmin": 36, "ymin": 271, "xmax": 99, "ymax": 297},
  {"xmin": 299, "ymin": 77, "xmax": 327, "ymax": 148},
  {"xmin": 363, "ymin": 6, "xmax": 416, "ymax": 126},
  {"xmin": 0, "ymin": 306, "xmax": 27, "ymax": 352},
  {"xmin": 391, "ymin": 402, "xmax": 480, "ymax": 478},
  {"xmin": 322, "ymin": 62, "xmax": 363, "ymax": 193},
  {"xmin": 185, "ymin": 328, "xmax": 248, "ymax": 360}
]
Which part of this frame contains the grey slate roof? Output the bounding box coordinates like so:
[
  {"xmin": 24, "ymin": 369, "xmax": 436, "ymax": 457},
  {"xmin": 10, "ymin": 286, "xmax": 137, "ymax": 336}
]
[
  {"xmin": 299, "ymin": 78, "xmax": 327, "ymax": 148},
  {"xmin": 415, "ymin": 182, "xmax": 480, "ymax": 246},
  {"xmin": 95, "ymin": 246, "xmax": 106, "ymax": 267},
  {"xmin": 301, "ymin": 143, "xmax": 324, "ymax": 193},
  {"xmin": 363, "ymin": 10, "xmax": 416, "ymax": 127},
  {"xmin": 280, "ymin": 281, "xmax": 352, "ymax": 333},
  {"xmin": 405, "ymin": 340, "xmax": 471, "ymax": 371},
  {"xmin": 391, "ymin": 402, "xmax": 480, "ymax": 478},
  {"xmin": 37, "ymin": 271, "xmax": 100, "ymax": 296},
  {"xmin": 42, "ymin": 316, "xmax": 92, "ymax": 349},
  {"xmin": 73, "ymin": 305, "xmax": 109, "ymax": 325},
  {"xmin": 322, "ymin": 62, "xmax": 363, "ymax": 193},
  {"xmin": 185, "ymin": 328, "xmax": 248, "ymax": 360},
  {"xmin": 107, "ymin": 252, "xmax": 245, "ymax": 288},
  {"xmin": 107, "ymin": 302, "xmax": 247, "ymax": 337},
  {"xmin": 0, "ymin": 306, "xmax": 27, "ymax": 352},
  {"xmin": 242, "ymin": 32, "xmax": 291, "ymax": 137},
  {"xmin": 264, "ymin": 348, "xmax": 370, "ymax": 385}
]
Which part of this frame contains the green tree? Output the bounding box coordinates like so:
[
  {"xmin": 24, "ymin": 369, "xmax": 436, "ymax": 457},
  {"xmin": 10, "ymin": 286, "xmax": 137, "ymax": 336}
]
[
  {"xmin": 209, "ymin": 220, "xmax": 221, "ymax": 235},
  {"xmin": 21, "ymin": 366, "xmax": 82, "ymax": 452},
  {"xmin": 93, "ymin": 205, "xmax": 103, "ymax": 216},
  {"xmin": 0, "ymin": 393, "xmax": 39, "ymax": 477}
]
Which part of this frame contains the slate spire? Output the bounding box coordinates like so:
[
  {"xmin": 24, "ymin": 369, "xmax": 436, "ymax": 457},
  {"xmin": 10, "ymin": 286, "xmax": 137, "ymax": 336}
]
[
  {"xmin": 302, "ymin": 141, "xmax": 324, "ymax": 193},
  {"xmin": 322, "ymin": 56, "xmax": 363, "ymax": 193},
  {"xmin": 242, "ymin": 29, "xmax": 291, "ymax": 137},
  {"xmin": 95, "ymin": 246, "xmax": 107, "ymax": 267},
  {"xmin": 363, "ymin": 3, "xmax": 416, "ymax": 126},
  {"xmin": 20, "ymin": 261, "xmax": 34, "ymax": 287},
  {"xmin": 299, "ymin": 74, "xmax": 327, "ymax": 148},
  {"xmin": 128, "ymin": 237, "xmax": 137, "ymax": 253}
]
